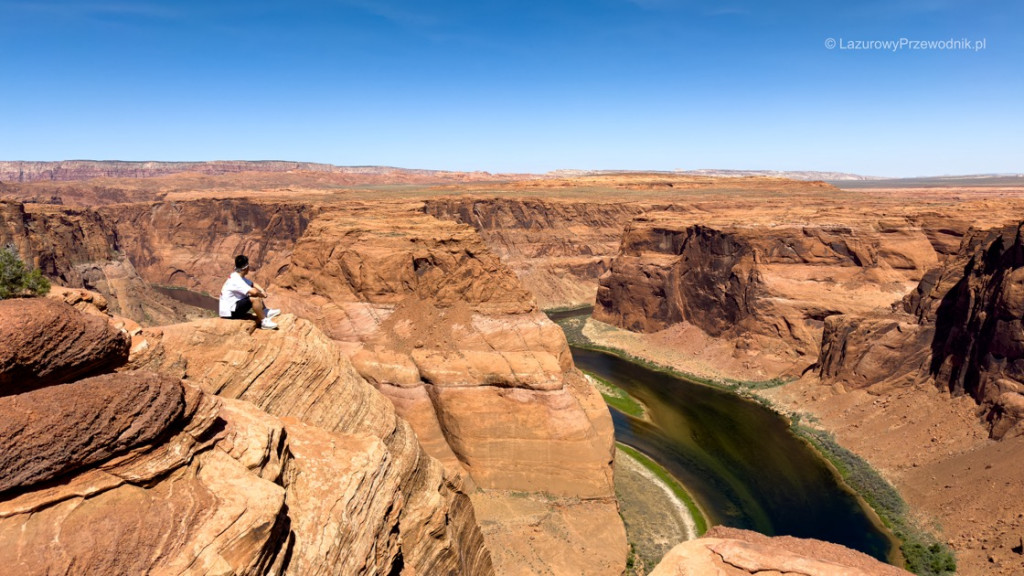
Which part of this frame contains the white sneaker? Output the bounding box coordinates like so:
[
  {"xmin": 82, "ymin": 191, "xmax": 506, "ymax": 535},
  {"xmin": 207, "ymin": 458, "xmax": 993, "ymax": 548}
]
[
  {"xmin": 265, "ymin": 308, "xmax": 281, "ymax": 318},
  {"xmin": 261, "ymin": 318, "xmax": 278, "ymax": 330}
]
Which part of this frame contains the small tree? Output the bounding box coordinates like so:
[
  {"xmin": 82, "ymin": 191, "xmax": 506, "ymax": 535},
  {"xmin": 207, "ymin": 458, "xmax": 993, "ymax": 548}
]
[{"xmin": 0, "ymin": 245, "xmax": 50, "ymax": 299}]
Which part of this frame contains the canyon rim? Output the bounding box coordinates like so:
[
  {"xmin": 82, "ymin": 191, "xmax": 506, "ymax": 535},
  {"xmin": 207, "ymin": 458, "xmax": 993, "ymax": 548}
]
[{"xmin": 2, "ymin": 163, "xmax": 1023, "ymax": 575}]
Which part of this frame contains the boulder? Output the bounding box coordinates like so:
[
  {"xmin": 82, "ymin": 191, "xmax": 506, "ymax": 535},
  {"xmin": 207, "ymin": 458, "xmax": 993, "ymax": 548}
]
[
  {"xmin": 0, "ymin": 371, "xmax": 184, "ymax": 495},
  {"xmin": 0, "ymin": 298, "xmax": 129, "ymax": 393}
]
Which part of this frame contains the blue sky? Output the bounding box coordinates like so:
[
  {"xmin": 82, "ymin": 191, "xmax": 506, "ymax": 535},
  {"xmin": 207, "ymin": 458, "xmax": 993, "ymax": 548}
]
[{"xmin": 0, "ymin": 1, "xmax": 1020, "ymax": 176}]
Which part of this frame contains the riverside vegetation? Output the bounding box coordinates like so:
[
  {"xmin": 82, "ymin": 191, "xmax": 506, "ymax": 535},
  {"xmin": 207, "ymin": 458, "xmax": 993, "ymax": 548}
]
[{"xmin": 796, "ymin": 426, "xmax": 956, "ymax": 576}]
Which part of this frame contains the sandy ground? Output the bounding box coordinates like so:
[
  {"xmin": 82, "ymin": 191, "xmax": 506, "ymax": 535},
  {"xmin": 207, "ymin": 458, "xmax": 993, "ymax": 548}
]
[
  {"xmin": 584, "ymin": 318, "xmax": 1024, "ymax": 576},
  {"xmin": 614, "ymin": 447, "xmax": 697, "ymax": 574},
  {"xmin": 582, "ymin": 317, "xmax": 797, "ymax": 382}
]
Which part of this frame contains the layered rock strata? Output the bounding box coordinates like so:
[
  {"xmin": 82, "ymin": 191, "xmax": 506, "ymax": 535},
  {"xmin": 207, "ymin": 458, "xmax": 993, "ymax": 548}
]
[
  {"xmin": 822, "ymin": 221, "xmax": 1024, "ymax": 438},
  {"xmin": 425, "ymin": 197, "xmax": 644, "ymax": 308},
  {"xmin": 0, "ymin": 371, "xmax": 184, "ymax": 495},
  {"xmin": 129, "ymin": 314, "xmax": 493, "ymax": 574},
  {"xmin": 0, "ymin": 298, "xmax": 129, "ymax": 392},
  {"xmin": 99, "ymin": 199, "xmax": 316, "ymax": 298},
  {"xmin": 265, "ymin": 207, "xmax": 625, "ymax": 573},
  {"xmin": 1, "ymin": 194, "xmax": 627, "ymax": 573},
  {"xmin": 0, "ymin": 201, "xmax": 211, "ymax": 324},
  {"xmin": 593, "ymin": 212, "xmax": 937, "ymax": 374},
  {"xmin": 268, "ymin": 208, "xmax": 616, "ymax": 494},
  {"xmin": 0, "ymin": 300, "xmax": 495, "ymax": 575}
]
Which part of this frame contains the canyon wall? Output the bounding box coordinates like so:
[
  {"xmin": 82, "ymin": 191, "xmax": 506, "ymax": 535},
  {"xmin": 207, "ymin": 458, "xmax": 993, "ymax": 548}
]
[
  {"xmin": 0, "ymin": 201, "xmax": 210, "ymax": 324},
  {"xmin": 593, "ymin": 209, "xmax": 1024, "ymax": 438},
  {"xmin": 592, "ymin": 211, "xmax": 940, "ymax": 374},
  {"xmin": 0, "ymin": 197, "xmax": 627, "ymax": 574},
  {"xmin": 13, "ymin": 177, "xmax": 1014, "ymax": 573},
  {"xmin": 821, "ymin": 221, "xmax": 1024, "ymax": 438},
  {"xmin": 425, "ymin": 197, "xmax": 643, "ymax": 308},
  {"xmin": 99, "ymin": 199, "xmax": 317, "ymax": 297}
]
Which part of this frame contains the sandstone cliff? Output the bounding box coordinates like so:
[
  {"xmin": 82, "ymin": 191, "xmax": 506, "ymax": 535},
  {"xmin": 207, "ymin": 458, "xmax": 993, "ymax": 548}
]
[
  {"xmin": 593, "ymin": 211, "xmax": 938, "ymax": 374},
  {"xmin": 0, "ymin": 196, "xmax": 627, "ymax": 574},
  {"xmin": 267, "ymin": 207, "xmax": 614, "ymax": 490},
  {"xmin": 0, "ymin": 201, "xmax": 212, "ymax": 324},
  {"xmin": 913, "ymin": 223, "xmax": 1024, "ymax": 438},
  {"xmin": 425, "ymin": 197, "xmax": 643, "ymax": 308},
  {"xmin": 98, "ymin": 199, "xmax": 316, "ymax": 298},
  {"xmin": 128, "ymin": 314, "xmax": 492, "ymax": 574},
  {"xmin": 264, "ymin": 205, "xmax": 626, "ymax": 574},
  {"xmin": 821, "ymin": 221, "xmax": 1024, "ymax": 438},
  {"xmin": 0, "ymin": 298, "xmax": 494, "ymax": 575}
]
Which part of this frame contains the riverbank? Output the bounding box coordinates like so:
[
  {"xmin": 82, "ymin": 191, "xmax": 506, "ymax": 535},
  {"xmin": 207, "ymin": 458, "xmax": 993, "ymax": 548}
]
[
  {"xmin": 583, "ymin": 371, "xmax": 649, "ymax": 420},
  {"xmin": 764, "ymin": 377, "xmax": 1024, "ymax": 576},
  {"xmin": 564, "ymin": 315, "xmax": 950, "ymax": 573},
  {"xmin": 579, "ymin": 314, "xmax": 800, "ymax": 383},
  {"xmin": 561, "ymin": 313, "xmax": 787, "ymax": 395},
  {"xmin": 614, "ymin": 444, "xmax": 703, "ymax": 574}
]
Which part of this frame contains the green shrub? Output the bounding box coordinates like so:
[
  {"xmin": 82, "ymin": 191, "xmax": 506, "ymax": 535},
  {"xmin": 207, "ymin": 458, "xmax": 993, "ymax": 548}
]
[
  {"xmin": 0, "ymin": 245, "xmax": 50, "ymax": 298},
  {"xmin": 902, "ymin": 541, "xmax": 957, "ymax": 576}
]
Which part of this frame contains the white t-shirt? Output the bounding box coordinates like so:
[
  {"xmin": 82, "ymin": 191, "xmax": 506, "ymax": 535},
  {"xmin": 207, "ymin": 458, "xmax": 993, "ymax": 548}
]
[{"xmin": 219, "ymin": 272, "xmax": 253, "ymax": 317}]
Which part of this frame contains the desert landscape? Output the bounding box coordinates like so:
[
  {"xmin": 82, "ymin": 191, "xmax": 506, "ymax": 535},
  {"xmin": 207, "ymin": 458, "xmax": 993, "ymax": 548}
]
[{"xmin": 1, "ymin": 161, "xmax": 1022, "ymax": 574}]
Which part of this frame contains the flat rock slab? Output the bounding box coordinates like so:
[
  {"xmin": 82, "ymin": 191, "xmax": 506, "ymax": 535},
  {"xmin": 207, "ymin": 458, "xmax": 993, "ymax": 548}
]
[
  {"xmin": 0, "ymin": 298, "xmax": 129, "ymax": 394},
  {"xmin": 650, "ymin": 526, "xmax": 912, "ymax": 576}
]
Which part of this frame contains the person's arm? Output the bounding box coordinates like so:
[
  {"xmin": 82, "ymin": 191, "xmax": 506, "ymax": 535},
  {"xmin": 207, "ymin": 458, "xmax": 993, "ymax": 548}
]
[{"xmin": 247, "ymin": 282, "xmax": 268, "ymax": 298}]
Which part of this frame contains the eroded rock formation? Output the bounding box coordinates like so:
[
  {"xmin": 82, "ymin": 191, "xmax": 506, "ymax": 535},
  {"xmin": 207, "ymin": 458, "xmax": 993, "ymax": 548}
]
[
  {"xmin": 593, "ymin": 212, "xmax": 938, "ymax": 374},
  {"xmin": 0, "ymin": 371, "xmax": 184, "ymax": 495},
  {"xmin": 821, "ymin": 221, "xmax": 1024, "ymax": 438},
  {"xmin": 128, "ymin": 314, "xmax": 492, "ymax": 574},
  {"xmin": 0, "ymin": 191, "xmax": 628, "ymax": 573},
  {"xmin": 0, "ymin": 301, "xmax": 494, "ymax": 575},
  {"xmin": 20, "ymin": 170, "xmax": 1022, "ymax": 574},
  {"xmin": 0, "ymin": 201, "xmax": 213, "ymax": 324},
  {"xmin": 265, "ymin": 207, "xmax": 615, "ymax": 491},
  {"xmin": 100, "ymin": 199, "xmax": 316, "ymax": 298},
  {"xmin": 264, "ymin": 206, "xmax": 625, "ymax": 573},
  {"xmin": 595, "ymin": 219, "xmax": 762, "ymax": 336},
  {"xmin": 650, "ymin": 527, "xmax": 911, "ymax": 576}
]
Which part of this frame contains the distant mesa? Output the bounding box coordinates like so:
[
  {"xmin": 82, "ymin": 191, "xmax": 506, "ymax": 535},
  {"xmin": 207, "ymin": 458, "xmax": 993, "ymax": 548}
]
[
  {"xmin": 546, "ymin": 168, "xmax": 883, "ymax": 181},
  {"xmin": 2, "ymin": 160, "xmax": 1020, "ymax": 187},
  {"xmin": 0, "ymin": 160, "xmax": 495, "ymax": 183}
]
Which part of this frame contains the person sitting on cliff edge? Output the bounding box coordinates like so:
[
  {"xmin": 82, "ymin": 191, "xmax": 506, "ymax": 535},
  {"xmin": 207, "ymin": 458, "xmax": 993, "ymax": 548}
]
[{"xmin": 219, "ymin": 254, "xmax": 281, "ymax": 330}]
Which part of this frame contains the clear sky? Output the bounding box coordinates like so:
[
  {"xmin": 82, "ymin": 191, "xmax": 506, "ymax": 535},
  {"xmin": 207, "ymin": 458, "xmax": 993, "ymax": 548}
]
[{"xmin": 0, "ymin": 1, "xmax": 1020, "ymax": 176}]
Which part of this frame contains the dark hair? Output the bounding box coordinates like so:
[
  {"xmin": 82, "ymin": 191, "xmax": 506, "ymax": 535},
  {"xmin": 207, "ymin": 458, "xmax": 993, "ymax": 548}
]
[{"xmin": 234, "ymin": 255, "xmax": 249, "ymax": 270}]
